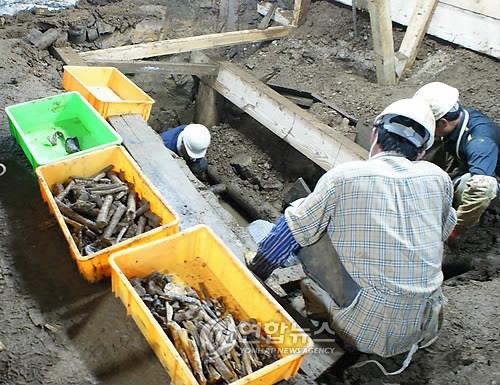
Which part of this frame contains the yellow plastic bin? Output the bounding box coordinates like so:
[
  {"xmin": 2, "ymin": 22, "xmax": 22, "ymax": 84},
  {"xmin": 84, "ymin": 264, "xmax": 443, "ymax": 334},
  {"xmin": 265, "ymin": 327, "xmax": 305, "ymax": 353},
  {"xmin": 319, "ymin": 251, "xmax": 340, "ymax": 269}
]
[
  {"xmin": 63, "ymin": 66, "xmax": 154, "ymax": 121},
  {"xmin": 110, "ymin": 225, "xmax": 313, "ymax": 385},
  {"xmin": 36, "ymin": 145, "xmax": 179, "ymax": 282}
]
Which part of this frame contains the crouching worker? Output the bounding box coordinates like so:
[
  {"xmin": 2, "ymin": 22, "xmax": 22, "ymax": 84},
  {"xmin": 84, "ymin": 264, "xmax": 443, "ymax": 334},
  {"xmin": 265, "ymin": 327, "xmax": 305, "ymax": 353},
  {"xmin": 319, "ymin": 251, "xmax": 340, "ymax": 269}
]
[
  {"xmin": 415, "ymin": 82, "xmax": 499, "ymax": 247},
  {"xmin": 160, "ymin": 123, "xmax": 211, "ymax": 180},
  {"xmin": 247, "ymin": 99, "xmax": 457, "ymax": 373}
]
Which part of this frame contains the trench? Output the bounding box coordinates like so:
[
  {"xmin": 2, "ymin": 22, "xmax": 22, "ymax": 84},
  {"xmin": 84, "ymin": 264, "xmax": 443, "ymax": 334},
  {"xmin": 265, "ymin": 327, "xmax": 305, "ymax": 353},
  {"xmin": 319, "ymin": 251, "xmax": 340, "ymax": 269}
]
[{"xmin": 155, "ymin": 79, "xmax": 474, "ymax": 280}]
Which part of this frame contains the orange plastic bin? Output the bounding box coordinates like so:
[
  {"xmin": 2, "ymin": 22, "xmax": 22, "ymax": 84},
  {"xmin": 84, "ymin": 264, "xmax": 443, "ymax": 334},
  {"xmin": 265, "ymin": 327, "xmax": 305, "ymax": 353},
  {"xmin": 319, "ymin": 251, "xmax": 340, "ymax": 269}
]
[
  {"xmin": 110, "ymin": 225, "xmax": 313, "ymax": 385},
  {"xmin": 63, "ymin": 66, "xmax": 154, "ymax": 121},
  {"xmin": 36, "ymin": 145, "xmax": 179, "ymax": 282}
]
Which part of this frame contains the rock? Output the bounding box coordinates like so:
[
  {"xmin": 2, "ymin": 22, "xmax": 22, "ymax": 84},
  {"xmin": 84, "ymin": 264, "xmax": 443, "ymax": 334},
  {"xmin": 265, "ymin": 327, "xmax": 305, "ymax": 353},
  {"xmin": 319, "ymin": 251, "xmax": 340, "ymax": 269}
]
[
  {"xmin": 88, "ymin": 0, "xmax": 121, "ymax": 4},
  {"xmin": 260, "ymin": 179, "xmax": 284, "ymax": 191},
  {"xmin": 86, "ymin": 28, "xmax": 98, "ymax": 42},
  {"xmin": 0, "ymin": 340, "xmax": 5, "ymax": 352},
  {"xmin": 25, "ymin": 28, "xmax": 43, "ymax": 45},
  {"xmin": 68, "ymin": 24, "xmax": 87, "ymax": 44},
  {"xmin": 96, "ymin": 19, "xmax": 115, "ymax": 35},
  {"xmin": 28, "ymin": 308, "xmax": 44, "ymax": 327},
  {"xmin": 53, "ymin": 32, "xmax": 69, "ymax": 48},
  {"xmin": 33, "ymin": 6, "xmax": 50, "ymax": 16},
  {"xmin": 27, "ymin": 28, "xmax": 60, "ymax": 50},
  {"xmin": 230, "ymin": 154, "xmax": 253, "ymax": 180}
]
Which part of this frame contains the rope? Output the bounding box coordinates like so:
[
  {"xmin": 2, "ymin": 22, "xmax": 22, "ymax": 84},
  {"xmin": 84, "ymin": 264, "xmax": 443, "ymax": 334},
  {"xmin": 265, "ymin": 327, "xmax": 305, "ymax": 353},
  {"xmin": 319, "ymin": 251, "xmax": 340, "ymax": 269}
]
[{"xmin": 350, "ymin": 343, "xmax": 418, "ymax": 376}]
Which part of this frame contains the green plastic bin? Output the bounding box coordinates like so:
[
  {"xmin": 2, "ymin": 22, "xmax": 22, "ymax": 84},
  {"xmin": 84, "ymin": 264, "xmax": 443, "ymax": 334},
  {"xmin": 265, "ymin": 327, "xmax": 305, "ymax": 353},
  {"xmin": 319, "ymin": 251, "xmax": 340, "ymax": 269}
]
[{"xmin": 5, "ymin": 92, "xmax": 122, "ymax": 169}]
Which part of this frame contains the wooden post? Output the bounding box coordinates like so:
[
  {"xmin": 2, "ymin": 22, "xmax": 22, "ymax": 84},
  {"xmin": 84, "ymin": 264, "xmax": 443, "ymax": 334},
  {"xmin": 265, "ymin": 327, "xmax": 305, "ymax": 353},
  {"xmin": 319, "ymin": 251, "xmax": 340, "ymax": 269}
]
[
  {"xmin": 194, "ymin": 80, "xmax": 220, "ymax": 128},
  {"xmin": 192, "ymin": 52, "xmax": 219, "ymax": 128},
  {"xmin": 395, "ymin": 0, "xmax": 438, "ymax": 78},
  {"xmin": 293, "ymin": 0, "xmax": 311, "ymax": 26},
  {"xmin": 367, "ymin": 0, "xmax": 396, "ymax": 85}
]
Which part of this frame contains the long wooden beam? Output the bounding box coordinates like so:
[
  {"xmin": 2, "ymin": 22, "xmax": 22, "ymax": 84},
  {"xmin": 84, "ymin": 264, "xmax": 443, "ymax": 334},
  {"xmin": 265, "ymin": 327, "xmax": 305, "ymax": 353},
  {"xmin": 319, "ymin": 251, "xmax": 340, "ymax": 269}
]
[
  {"xmin": 86, "ymin": 60, "xmax": 219, "ymax": 76},
  {"xmin": 193, "ymin": 54, "xmax": 367, "ymax": 170},
  {"xmin": 395, "ymin": 0, "xmax": 438, "ymax": 79},
  {"xmin": 367, "ymin": 0, "xmax": 396, "ymax": 85},
  {"xmin": 79, "ymin": 26, "xmax": 293, "ymax": 61}
]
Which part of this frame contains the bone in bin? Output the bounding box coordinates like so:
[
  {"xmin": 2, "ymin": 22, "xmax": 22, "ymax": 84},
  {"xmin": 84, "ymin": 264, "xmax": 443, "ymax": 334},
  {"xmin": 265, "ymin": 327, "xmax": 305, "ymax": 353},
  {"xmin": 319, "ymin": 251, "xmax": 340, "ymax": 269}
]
[
  {"xmin": 52, "ymin": 165, "xmax": 162, "ymax": 256},
  {"xmin": 131, "ymin": 272, "xmax": 279, "ymax": 385}
]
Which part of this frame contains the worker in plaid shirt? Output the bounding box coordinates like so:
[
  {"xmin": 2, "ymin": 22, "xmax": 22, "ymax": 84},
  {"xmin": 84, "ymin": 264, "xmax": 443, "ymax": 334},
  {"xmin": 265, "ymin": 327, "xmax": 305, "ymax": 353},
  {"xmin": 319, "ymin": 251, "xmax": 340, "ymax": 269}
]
[{"xmin": 248, "ymin": 98, "xmax": 457, "ymax": 364}]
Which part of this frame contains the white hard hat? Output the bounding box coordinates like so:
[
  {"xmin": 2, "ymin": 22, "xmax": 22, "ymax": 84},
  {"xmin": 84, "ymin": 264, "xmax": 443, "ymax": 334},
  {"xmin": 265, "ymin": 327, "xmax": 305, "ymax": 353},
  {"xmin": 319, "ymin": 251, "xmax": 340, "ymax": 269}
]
[
  {"xmin": 375, "ymin": 98, "xmax": 436, "ymax": 150},
  {"xmin": 181, "ymin": 124, "xmax": 211, "ymax": 159},
  {"xmin": 414, "ymin": 82, "xmax": 459, "ymax": 120}
]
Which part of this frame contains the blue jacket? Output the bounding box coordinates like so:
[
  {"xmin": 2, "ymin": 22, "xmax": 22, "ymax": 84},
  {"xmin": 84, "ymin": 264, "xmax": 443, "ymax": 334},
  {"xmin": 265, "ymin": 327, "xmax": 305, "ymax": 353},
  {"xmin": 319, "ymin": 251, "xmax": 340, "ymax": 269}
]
[
  {"xmin": 444, "ymin": 108, "xmax": 499, "ymax": 176},
  {"xmin": 160, "ymin": 125, "xmax": 187, "ymax": 155}
]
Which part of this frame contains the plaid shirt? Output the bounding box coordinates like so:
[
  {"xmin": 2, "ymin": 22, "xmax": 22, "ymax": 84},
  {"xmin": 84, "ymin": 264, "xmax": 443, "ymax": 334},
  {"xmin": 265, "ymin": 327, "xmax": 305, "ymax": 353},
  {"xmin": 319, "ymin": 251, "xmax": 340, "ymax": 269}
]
[{"xmin": 285, "ymin": 152, "xmax": 457, "ymax": 357}]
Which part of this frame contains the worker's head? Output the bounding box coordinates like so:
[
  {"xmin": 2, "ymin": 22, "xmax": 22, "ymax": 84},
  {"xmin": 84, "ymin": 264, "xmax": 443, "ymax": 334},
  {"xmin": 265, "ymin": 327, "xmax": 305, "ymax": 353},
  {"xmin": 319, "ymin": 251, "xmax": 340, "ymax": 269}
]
[
  {"xmin": 371, "ymin": 98, "xmax": 435, "ymax": 161},
  {"xmin": 414, "ymin": 82, "xmax": 462, "ymax": 138},
  {"xmin": 179, "ymin": 124, "xmax": 211, "ymax": 161}
]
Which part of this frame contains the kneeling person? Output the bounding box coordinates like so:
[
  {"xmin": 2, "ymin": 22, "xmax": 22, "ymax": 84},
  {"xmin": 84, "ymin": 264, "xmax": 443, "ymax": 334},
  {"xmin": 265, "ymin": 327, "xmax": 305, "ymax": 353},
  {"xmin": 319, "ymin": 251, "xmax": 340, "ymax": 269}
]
[
  {"xmin": 160, "ymin": 123, "xmax": 211, "ymax": 179},
  {"xmin": 248, "ymin": 98, "xmax": 456, "ymax": 365},
  {"xmin": 415, "ymin": 82, "xmax": 499, "ymax": 246}
]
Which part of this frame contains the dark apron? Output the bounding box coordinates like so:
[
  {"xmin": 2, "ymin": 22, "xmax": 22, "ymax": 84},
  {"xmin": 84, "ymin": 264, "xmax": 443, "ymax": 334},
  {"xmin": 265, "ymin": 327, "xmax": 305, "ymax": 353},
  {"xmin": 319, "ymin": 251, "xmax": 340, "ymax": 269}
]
[
  {"xmin": 297, "ymin": 232, "xmax": 360, "ymax": 309},
  {"xmin": 285, "ymin": 178, "xmax": 360, "ymax": 309}
]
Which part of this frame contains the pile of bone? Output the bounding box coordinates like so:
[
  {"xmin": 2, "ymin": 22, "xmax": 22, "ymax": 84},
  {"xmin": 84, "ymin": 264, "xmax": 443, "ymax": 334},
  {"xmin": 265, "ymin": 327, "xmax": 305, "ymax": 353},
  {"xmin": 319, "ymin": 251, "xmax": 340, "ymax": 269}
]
[
  {"xmin": 131, "ymin": 272, "xmax": 279, "ymax": 384},
  {"xmin": 52, "ymin": 165, "xmax": 161, "ymax": 255}
]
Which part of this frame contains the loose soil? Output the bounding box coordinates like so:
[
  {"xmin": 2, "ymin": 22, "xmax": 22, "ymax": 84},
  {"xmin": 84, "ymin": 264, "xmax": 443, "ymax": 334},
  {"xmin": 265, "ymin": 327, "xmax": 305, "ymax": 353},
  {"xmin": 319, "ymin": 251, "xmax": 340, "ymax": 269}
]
[{"xmin": 0, "ymin": 1, "xmax": 499, "ymax": 385}]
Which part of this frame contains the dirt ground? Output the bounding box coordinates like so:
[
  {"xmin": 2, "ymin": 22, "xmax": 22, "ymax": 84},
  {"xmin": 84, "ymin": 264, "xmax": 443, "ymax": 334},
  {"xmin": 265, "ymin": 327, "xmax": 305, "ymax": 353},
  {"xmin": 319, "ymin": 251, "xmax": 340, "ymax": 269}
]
[{"xmin": 0, "ymin": 1, "xmax": 499, "ymax": 385}]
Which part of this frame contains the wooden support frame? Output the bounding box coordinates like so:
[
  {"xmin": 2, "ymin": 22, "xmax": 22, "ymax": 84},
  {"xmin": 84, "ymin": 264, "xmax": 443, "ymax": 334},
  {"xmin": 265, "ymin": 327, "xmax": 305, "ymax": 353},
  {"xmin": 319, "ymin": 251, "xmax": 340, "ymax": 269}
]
[
  {"xmin": 395, "ymin": 0, "xmax": 438, "ymax": 79},
  {"xmin": 74, "ymin": 0, "xmax": 312, "ymax": 63},
  {"xmin": 337, "ymin": 0, "xmax": 500, "ymax": 59},
  {"xmin": 192, "ymin": 53, "xmax": 367, "ymax": 171},
  {"xmin": 367, "ymin": 0, "xmax": 396, "ymax": 85}
]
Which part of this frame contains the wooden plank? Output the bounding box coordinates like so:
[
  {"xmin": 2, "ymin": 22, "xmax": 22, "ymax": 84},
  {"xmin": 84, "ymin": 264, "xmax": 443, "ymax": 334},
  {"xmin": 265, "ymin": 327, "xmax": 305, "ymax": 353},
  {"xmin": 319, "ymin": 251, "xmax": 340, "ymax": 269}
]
[
  {"xmin": 367, "ymin": 0, "xmax": 396, "ymax": 85},
  {"xmin": 338, "ymin": 0, "xmax": 500, "ymax": 20},
  {"xmin": 108, "ymin": 114, "xmax": 254, "ymax": 256},
  {"xmin": 265, "ymin": 83, "xmax": 358, "ymax": 123},
  {"xmin": 293, "ymin": 0, "xmax": 311, "ymax": 26},
  {"xmin": 258, "ymin": 3, "xmax": 278, "ymax": 30},
  {"xmin": 335, "ymin": 0, "xmax": 500, "ymax": 58},
  {"xmin": 50, "ymin": 46, "xmax": 86, "ymax": 65},
  {"xmin": 311, "ymin": 93, "xmax": 358, "ymax": 124},
  {"xmin": 86, "ymin": 60, "xmax": 219, "ymax": 76},
  {"xmin": 395, "ymin": 0, "xmax": 438, "ymax": 78},
  {"xmin": 282, "ymin": 94, "xmax": 314, "ymax": 108},
  {"xmin": 193, "ymin": 54, "xmax": 367, "ymax": 170},
  {"xmin": 79, "ymin": 26, "xmax": 293, "ymax": 61},
  {"xmin": 440, "ymin": 0, "xmax": 500, "ymax": 19},
  {"xmin": 257, "ymin": 2, "xmax": 292, "ymax": 26}
]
